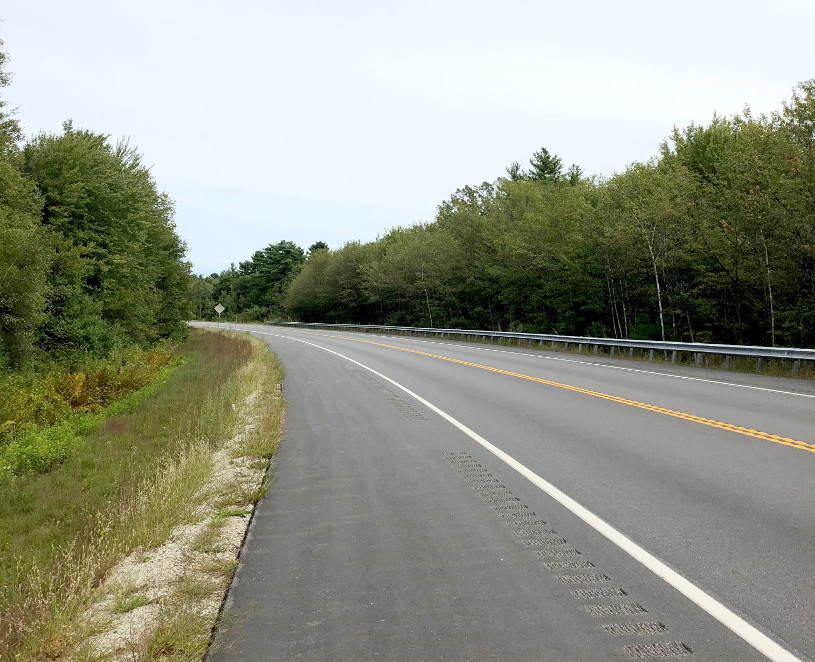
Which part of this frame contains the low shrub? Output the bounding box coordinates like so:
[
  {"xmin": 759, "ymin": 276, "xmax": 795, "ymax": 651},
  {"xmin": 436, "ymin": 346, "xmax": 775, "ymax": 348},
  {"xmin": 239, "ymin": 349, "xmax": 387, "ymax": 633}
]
[{"xmin": 0, "ymin": 346, "xmax": 177, "ymax": 474}]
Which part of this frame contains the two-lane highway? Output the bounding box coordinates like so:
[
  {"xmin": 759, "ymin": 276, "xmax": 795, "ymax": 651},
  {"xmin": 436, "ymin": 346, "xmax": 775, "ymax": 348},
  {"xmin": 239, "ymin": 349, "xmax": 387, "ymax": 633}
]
[{"xmin": 201, "ymin": 323, "xmax": 815, "ymax": 661}]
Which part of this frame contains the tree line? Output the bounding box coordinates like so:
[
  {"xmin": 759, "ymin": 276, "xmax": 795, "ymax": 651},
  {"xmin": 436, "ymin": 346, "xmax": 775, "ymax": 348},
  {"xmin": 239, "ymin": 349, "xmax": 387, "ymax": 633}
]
[
  {"xmin": 0, "ymin": 40, "xmax": 189, "ymax": 369},
  {"xmin": 195, "ymin": 80, "xmax": 815, "ymax": 349}
]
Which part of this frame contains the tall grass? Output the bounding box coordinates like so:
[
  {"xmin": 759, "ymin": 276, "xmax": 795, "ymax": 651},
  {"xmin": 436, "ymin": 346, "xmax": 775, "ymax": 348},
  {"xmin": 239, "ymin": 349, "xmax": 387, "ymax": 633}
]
[{"xmin": 0, "ymin": 330, "xmax": 257, "ymax": 660}]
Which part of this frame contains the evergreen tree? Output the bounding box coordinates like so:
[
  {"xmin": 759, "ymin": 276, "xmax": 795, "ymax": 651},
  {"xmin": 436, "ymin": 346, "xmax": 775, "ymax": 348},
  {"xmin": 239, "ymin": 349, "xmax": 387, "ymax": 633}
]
[{"xmin": 528, "ymin": 147, "xmax": 563, "ymax": 182}]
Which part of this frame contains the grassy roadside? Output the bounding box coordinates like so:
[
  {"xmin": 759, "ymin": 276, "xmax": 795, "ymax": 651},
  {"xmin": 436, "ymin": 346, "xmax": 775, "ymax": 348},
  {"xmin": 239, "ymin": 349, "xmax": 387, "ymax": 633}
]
[{"xmin": 0, "ymin": 329, "xmax": 285, "ymax": 660}]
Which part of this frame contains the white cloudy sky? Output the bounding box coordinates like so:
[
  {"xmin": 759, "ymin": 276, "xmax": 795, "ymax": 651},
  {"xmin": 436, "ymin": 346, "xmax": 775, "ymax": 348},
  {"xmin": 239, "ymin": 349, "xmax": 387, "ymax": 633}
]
[{"xmin": 2, "ymin": 1, "xmax": 813, "ymax": 274}]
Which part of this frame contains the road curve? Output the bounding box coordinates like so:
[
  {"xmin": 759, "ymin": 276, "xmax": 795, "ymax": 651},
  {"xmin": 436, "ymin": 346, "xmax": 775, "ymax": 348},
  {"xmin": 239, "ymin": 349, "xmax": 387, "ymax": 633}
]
[{"xmin": 197, "ymin": 323, "xmax": 815, "ymax": 662}]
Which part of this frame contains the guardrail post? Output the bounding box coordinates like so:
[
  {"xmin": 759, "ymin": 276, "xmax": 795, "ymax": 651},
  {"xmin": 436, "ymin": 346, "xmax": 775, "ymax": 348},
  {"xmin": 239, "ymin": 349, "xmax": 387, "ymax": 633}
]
[
  {"xmin": 671, "ymin": 350, "xmax": 677, "ymax": 364},
  {"xmin": 648, "ymin": 349, "xmax": 654, "ymax": 361},
  {"xmin": 793, "ymin": 359, "xmax": 801, "ymax": 375},
  {"xmin": 593, "ymin": 345, "xmax": 598, "ymax": 355},
  {"xmin": 695, "ymin": 352, "xmax": 701, "ymax": 367},
  {"xmin": 628, "ymin": 347, "xmax": 634, "ymax": 359},
  {"xmin": 564, "ymin": 342, "xmax": 569, "ymax": 352},
  {"xmin": 610, "ymin": 346, "xmax": 615, "ymax": 358},
  {"xmin": 723, "ymin": 355, "xmax": 730, "ymax": 369},
  {"xmin": 756, "ymin": 357, "xmax": 762, "ymax": 373},
  {"xmin": 578, "ymin": 343, "xmax": 583, "ymax": 354}
]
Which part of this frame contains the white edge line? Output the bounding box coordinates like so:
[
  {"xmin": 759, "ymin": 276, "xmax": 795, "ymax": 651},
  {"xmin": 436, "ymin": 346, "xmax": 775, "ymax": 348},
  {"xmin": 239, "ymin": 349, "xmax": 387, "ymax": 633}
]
[{"xmin": 251, "ymin": 327, "xmax": 801, "ymax": 662}]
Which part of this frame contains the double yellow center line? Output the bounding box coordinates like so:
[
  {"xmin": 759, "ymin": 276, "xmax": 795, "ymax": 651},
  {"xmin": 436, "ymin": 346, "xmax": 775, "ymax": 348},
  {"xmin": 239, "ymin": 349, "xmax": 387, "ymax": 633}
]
[{"xmin": 309, "ymin": 331, "xmax": 815, "ymax": 454}]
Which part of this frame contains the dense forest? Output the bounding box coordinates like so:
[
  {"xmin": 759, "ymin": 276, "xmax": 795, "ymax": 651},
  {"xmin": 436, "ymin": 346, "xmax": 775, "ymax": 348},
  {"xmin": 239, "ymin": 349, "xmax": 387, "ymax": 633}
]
[
  {"xmin": 199, "ymin": 79, "xmax": 815, "ymax": 349},
  {"xmin": 189, "ymin": 240, "xmax": 313, "ymax": 323},
  {"xmin": 0, "ymin": 40, "xmax": 189, "ymax": 370}
]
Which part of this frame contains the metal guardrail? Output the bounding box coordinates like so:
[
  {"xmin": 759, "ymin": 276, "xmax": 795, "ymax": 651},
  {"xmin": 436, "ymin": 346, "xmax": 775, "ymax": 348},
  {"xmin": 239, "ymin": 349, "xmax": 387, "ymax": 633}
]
[{"xmin": 267, "ymin": 322, "xmax": 815, "ymax": 373}]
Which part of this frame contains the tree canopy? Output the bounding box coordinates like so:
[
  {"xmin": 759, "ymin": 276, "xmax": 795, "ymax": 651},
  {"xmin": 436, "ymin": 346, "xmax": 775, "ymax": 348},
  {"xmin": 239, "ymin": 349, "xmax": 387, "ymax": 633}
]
[
  {"xmin": 279, "ymin": 80, "xmax": 815, "ymax": 348},
  {"xmin": 194, "ymin": 241, "xmax": 306, "ymax": 322},
  {"xmin": 0, "ymin": 39, "xmax": 190, "ymax": 368}
]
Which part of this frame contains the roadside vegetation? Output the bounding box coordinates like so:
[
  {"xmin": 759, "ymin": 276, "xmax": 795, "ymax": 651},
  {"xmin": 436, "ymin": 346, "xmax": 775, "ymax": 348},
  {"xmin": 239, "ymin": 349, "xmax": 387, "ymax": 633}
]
[
  {"xmin": 0, "ymin": 36, "xmax": 287, "ymax": 661},
  {"xmin": 0, "ymin": 329, "xmax": 284, "ymax": 660},
  {"xmin": 0, "ymin": 346, "xmax": 179, "ymax": 474},
  {"xmin": 0, "ymin": 37, "xmax": 189, "ymax": 374},
  {"xmin": 193, "ymin": 80, "xmax": 815, "ymax": 351}
]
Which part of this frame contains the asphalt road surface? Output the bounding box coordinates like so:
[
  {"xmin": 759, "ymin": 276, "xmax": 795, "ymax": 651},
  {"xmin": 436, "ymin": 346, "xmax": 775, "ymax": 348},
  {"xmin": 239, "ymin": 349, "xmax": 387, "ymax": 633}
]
[{"xmin": 197, "ymin": 323, "xmax": 815, "ymax": 662}]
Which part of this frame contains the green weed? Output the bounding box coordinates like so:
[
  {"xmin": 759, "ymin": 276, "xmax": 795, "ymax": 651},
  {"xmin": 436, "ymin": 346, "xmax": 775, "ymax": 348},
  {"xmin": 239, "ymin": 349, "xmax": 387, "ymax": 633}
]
[
  {"xmin": 112, "ymin": 589, "xmax": 153, "ymax": 614},
  {"xmin": 142, "ymin": 610, "xmax": 211, "ymax": 661},
  {"xmin": 200, "ymin": 558, "xmax": 238, "ymax": 583},
  {"xmin": 190, "ymin": 526, "xmax": 224, "ymax": 555},
  {"xmin": 212, "ymin": 507, "xmax": 252, "ymax": 522},
  {"xmin": 172, "ymin": 574, "xmax": 214, "ymax": 604}
]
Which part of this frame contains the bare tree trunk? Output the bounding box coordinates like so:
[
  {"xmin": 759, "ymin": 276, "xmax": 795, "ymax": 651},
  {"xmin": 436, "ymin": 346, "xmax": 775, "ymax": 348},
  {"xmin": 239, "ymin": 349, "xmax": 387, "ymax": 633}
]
[
  {"xmin": 685, "ymin": 309, "xmax": 695, "ymax": 343},
  {"xmin": 759, "ymin": 229, "xmax": 775, "ymax": 345},
  {"xmin": 606, "ymin": 268, "xmax": 621, "ymax": 339},
  {"xmin": 646, "ymin": 241, "xmax": 666, "ymax": 341},
  {"xmin": 623, "ymin": 278, "xmax": 634, "ymax": 339},
  {"xmin": 618, "ymin": 279, "xmax": 629, "ymax": 338}
]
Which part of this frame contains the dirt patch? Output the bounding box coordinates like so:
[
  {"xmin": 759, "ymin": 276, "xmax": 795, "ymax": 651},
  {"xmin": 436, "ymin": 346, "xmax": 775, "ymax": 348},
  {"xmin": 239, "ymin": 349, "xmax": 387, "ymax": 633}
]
[{"xmin": 101, "ymin": 417, "xmax": 134, "ymax": 435}]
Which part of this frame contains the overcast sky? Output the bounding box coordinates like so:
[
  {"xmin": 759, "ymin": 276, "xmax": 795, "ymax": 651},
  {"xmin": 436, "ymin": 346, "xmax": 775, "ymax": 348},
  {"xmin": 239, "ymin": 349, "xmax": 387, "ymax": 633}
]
[{"xmin": 2, "ymin": 1, "xmax": 814, "ymax": 275}]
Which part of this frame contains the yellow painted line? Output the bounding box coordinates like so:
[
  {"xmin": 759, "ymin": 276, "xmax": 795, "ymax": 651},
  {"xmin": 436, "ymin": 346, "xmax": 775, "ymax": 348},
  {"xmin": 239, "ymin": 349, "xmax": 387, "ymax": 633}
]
[{"xmin": 302, "ymin": 330, "xmax": 815, "ymax": 454}]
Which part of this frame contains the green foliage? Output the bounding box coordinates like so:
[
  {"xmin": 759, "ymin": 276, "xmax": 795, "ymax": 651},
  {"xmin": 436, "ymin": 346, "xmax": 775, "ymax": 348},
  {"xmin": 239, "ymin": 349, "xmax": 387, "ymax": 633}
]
[
  {"xmin": 308, "ymin": 240, "xmax": 329, "ymax": 253},
  {"xmin": 528, "ymin": 146, "xmax": 563, "ymax": 182},
  {"xmin": 0, "ymin": 421, "xmax": 81, "ymax": 475},
  {"xmin": 194, "ymin": 240, "xmax": 306, "ymax": 321},
  {"xmin": 0, "ymin": 160, "xmax": 52, "ymax": 367},
  {"xmin": 0, "ymin": 347, "xmax": 179, "ymax": 474},
  {"xmin": 0, "ymin": 40, "xmax": 54, "ymax": 368},
  {"xmin": 280, "ymin": 81, "xmax": 815, "ymax": 349},
  {"xmin": 0, "ymin": 39, "xmax": 22, "ymax": 154},
  {"xmin": 506, "ymin": 161, "xmax": 526, "ymax": 181},
  {"xmin": 0, "ymin": 346, "xmax": 174, "ymax": 436},
  {"xmin": 0, "ymin": 38, "xmax": 190, "ymax": 370},
  {"xmin": 22, "ymin": 124, "xmax": 190, "ymax": 355}
]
